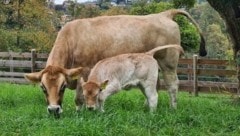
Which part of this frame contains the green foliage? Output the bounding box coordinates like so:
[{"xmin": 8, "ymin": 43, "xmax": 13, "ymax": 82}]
[
  {"xmin": 0, "ymin": 0, "xmax": 56, "ymax": 52},
  {"xmin": 0, "ymin": 29, "xmax": 16, "ymax": 51},
  {"xmin": 206, "ymin": 24, "xmax": 232, "ymax": 59},
  {"xmin": 69, "ymin": 4, "xmax": 101, "ymax": 19},
  {"xmin": 101, "ymin": 7, "xmax": 129, "ymax": 16},
  {"xmin": 190, "ymin": 3, "xmax": 233, "ymax": 59},
  {"xmin": 175, "ymin": 16, "xmax": 200, "ymax": 52},
  {"xmin": 0, "ymin": 1, "xmax": 202, "ymax": 53},
  {"xmin": 130, "ymin": 2, "xmax": 200, "ymax": 52},
  {"xmin": 190, "ymin": 3, "xmax": 225, "ymax": 33},
  {"xmin": 130, "ymin": 1, "xmax": 172, "ymax": 15},
  {"xmin": 1, "ymin": 83, "xmax": 240, "ymax": 135},
  {"xmin": 172, "ymin": 0, "xmax": 196, "ymax": 9}
]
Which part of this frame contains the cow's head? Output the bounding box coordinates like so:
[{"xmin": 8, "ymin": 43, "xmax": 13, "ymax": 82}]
[
  {"xmin": 25, "ymin": 65, "xmax": 83, "ymax": 117},
  {"xmin": 80, "ymin": 78, "xmax": 108, "ymax": 110}
]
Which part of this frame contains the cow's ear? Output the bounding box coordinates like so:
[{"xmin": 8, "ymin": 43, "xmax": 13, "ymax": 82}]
[
  {"xmin": 100, "ymin": 80, "xmax": 109, "ymax": 90},
  {"xmin": 24, "ymin": 72, "xmax": 42, "ymax": 83},
  {"xmin": 66, "ymin": 67, "xmax": 83, "ymax": 80}
]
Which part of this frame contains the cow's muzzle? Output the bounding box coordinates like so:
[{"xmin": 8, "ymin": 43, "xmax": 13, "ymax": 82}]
[
  {"xmin": 47, "ymin": 105, "xmax": 63, "ymax": 117},
  {"xmin": 86, "ymin": 105, "xmax": 97, "ymax": 111}
]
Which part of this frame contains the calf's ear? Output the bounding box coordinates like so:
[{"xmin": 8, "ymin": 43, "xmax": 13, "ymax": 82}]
[
  {"xmin": 24, "ymin": 72, "xmax": 42, "ymax": 83},
  {"xmin": 80, "ymin": 77, "xmax": 86, "ymax": 85},
  {"xmin": 66, "ymin": 67, "xmax": 83, "ymax": 80},
  {"xmin": 100, "ymin": 80, "xmax": 109, "ymax": 90}
]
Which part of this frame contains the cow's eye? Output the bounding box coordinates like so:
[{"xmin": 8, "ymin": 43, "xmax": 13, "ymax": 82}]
[
  {"xmin": 40, "ymin": 83, "xmax": 47, "ymax": 93},
  {"xmin": 60, "ymin": 83, "xmax": 66, "ymax": 92}
]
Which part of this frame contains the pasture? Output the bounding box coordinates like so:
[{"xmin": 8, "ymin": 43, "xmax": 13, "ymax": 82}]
[{"xmin": 0, "ymin": 83, "xmax": 240, "ymax": 135}]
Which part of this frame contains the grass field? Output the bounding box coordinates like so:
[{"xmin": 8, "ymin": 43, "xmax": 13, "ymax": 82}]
[{"xmin": 0, "ymin": 83, "xmax": 240, "ymax": 136}]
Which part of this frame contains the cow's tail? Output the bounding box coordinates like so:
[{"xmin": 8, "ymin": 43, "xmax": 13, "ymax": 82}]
[
  {"xmin": 146, "ymin": 44, "xmax": 184, "ymax": 56},
  {"xmin": 161, "ymin": 9, "xmax": 207, "ymax": 56}
]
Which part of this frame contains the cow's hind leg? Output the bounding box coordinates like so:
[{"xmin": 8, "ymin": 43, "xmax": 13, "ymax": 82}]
[
  {"xmin": 162, "ymin": 70, "xmax": 179, "ymax": 109},
  {"xmin": 156, "ymin": 48, "xmax": 180, "ymax": 109}
]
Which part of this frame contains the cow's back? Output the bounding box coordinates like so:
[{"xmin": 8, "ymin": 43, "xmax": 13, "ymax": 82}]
[{"xmin": 56, "ymin": 14, "xmax": 180, "ymax": 68}]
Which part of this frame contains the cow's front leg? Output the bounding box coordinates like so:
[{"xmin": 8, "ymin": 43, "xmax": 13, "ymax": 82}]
[{"xmin": 75, "ymin": 84, "xmax": 85, "ymax": 111}]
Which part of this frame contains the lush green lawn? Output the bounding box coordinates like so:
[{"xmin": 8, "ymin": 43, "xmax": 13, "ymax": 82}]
[{"xmin": 0, "ymin": 83, "xmax": 240, "ymax": 136}]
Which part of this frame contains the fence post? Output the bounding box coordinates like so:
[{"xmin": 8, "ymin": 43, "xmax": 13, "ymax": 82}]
[
  {"xmin": 9, "ymin": 50, "xmax": 13, "ymax": 73},
  {"xmin": 188, "ymin": 64, "xmax": 192, "ymax": 94},
  {"xmin": 237, "ymin": 52, "xmax": 240, "ymax": 97},
  {"xmin": 193, "ymin": 54, "xmax": 199, "ymax": 96},
  {"xmin": 31, "ymin": 49, "xmax": 36, "ymax": 72}
]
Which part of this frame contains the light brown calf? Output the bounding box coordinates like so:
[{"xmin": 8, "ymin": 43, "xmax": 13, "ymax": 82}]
[{"xmin": 80, "ymin": 45, "xmax": 184, "ymax": 112}]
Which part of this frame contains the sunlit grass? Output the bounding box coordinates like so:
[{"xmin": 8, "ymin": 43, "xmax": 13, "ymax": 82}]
[{"xmin": 0, "ymin": 83, "xmax": 240, "ymax": 135}]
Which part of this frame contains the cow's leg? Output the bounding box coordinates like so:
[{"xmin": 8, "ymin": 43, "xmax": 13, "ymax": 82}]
[
  {"xmin": 162, "ymin": 70, "xmax": 179, "ymax": 109},
  {"xmin": 75, "ymin": 70, "xmax": 90, "ymax": 111},
  {"xmin": 75, "ymin": 84, "xmax": 85, "ymax": 111},
  {"xmin": 156, "ymin": 48, "xmax": 180, "ymax": 109}
]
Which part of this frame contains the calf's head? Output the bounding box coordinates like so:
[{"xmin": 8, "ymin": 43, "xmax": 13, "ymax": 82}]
[
  {"xmin": 25, "ymin": 65, "xmax": 83, "ymax": 116},
  {"xmin": 80, "ymin": 78, "xmax": 108, "ymax": 110}
]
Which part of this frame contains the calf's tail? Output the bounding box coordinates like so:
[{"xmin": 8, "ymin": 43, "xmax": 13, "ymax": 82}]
[
  {"xmin": 145, "ymin": 44, "xmax": 184, "ymax": 56},
  {"xmin": 161, "ymin": 9, "xmax": 207, "ymax": 56}
]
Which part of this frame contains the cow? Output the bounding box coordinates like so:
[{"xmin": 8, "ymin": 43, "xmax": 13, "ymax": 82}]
[
  {"xmin": 80, "ymin": 44, "xmax": 184, "ymax": 112},
  {"xmin": 24, "ymin": 9, "xmax": 206, "ymax": 117}
]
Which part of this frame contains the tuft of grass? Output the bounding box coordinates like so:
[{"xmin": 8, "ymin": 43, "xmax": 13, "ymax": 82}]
[{"xmin": 1, "ymin": 83, "xmax": 240, "ymax": 135}]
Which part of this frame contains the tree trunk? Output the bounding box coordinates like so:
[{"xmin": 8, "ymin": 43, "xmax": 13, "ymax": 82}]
[{"xmin": 207, "ymin": 0, "xmax": 240, "ymax": 56}]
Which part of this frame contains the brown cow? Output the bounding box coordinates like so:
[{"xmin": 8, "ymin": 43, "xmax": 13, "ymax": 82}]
[
  {"xmin": 25, "ymin": 9, "xmax": 206, "ymax": 116},
  {"xmin": 80, "ymin": 45, "xmax": 184, "ymax": 112}
]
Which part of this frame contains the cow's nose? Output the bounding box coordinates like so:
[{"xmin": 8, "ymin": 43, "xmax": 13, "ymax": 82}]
[
  {"xmin": 88, "ymin": 107, "xmax": 94, "ymax": 111},
  {"xmin": 87, "ymin": 105, "xmax": 96, "ymax": 111},
  {"xmin": 47, "ymin": 105, "xmax": 62, "ymax": 114}
]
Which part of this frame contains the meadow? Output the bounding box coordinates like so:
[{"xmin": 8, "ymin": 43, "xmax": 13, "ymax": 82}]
[{"xmin": 0, "ymin": 83, "xmax": 240, "ymax": 136}]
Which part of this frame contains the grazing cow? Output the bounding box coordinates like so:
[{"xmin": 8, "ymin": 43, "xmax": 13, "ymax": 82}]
[
  {"xmin": 24, "ymin": 9, "xmax": 206, "ymax": 116},
  {"xmin": 80, "ymin": 45, "xmax": 184, "ymax": 112}
]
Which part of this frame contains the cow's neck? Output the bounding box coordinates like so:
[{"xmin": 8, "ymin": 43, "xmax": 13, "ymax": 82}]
[{"xmin": 46, "ymin": 44, "xmax": 71, "ymax": 68}]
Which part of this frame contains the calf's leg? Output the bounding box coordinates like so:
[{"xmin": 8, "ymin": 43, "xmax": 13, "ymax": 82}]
[
  {"xmin": 98, "ymin": 82, "xmax": 121, "ymax": 112},
  {"xmin": 145, "ymin": 86, "xmax": 158, "ymax": 112},
  {"xmin": 140, "ymin": 80, "xmax": 158, "ymax": 112}
]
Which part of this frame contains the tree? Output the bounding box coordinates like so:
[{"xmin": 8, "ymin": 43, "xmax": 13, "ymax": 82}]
[
  {"xmin": 206, "ymin": 0, "xmax": 240, "ymax": 57},
  {"xmin": 0, "ymin": 0, "xmax": 56, "ymax": 52},
  {"xmin": 189, "ymin": 3, "xmax": 232, "ymax": 59},
  {"xmin": 206, "ymin": 24, "xmax": 232, "ymax": 59},
  {"xmin": 190, "ymin": 3, "xmax": 225, "ymax": 33},
  {"xmin": 101, "ymin": 6, "xmax": 129, "ymax": 16},
  {"xmin": 172, "ymin": 0, "xmax": 196, "ymax": 9},
  {"xmin": 67, "ymin": 3, "xmax": 101, "ymax": 19}
]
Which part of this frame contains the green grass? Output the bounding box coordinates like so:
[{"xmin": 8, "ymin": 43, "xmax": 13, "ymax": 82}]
[{"xmin": 1, "ymin": 83, "xmax": 240, "ymax": 136}]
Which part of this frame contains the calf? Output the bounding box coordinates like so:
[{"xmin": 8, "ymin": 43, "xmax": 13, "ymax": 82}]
[{"xmin": 80, "ymin": 45, "xmax": 183, "ymax": 112}]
